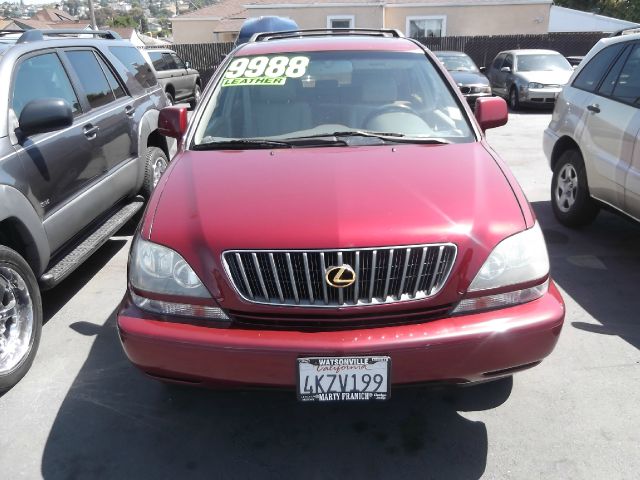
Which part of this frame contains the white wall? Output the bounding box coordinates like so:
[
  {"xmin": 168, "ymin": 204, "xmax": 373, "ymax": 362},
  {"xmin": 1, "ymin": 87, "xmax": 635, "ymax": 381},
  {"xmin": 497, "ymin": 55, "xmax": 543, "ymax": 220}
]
[{"xmin": 549, "ymin": 6, "xmax": 638, "ymax": 33}]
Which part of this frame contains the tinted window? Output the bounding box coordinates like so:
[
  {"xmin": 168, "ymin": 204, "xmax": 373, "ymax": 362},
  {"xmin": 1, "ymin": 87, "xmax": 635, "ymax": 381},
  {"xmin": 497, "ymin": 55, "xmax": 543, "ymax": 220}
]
[
  {"xmin": 492, "ymin": 54, "xmax": 506, "ymax": 69},
  {"xmin": 598, "ymin": 45, "xmax": 631, "ymax": 97},
  {"xmin": 96, "ymin": 54, "xmax": 126, "ymax": 99},
  {"xmin": 148, "ymin": 51, "xmax": 165, "ymax": 70},
  {"xmin": 162, "ymin": 53, "xmax": 177, "ymax": 70},
  {"xmin": 109, "ymin": 46, "xmax": 157, "ymax": 88},
  {"xmin": 66, "ymin": 50, "xmax": 115, "ymax": 109},
  {"xmin": 503, "ymin": 55, "xmax": 514, "ymax": 70},
  {"xmin": 573, "ymin": 43, "xmax": 626, "ymax": 92},
  {"xmin": 12, "ymin": 52, "xmax": 80, "ymax": 118},
  {"xmin": 611, "ymin": 44, "xmax": 640, "ymax": 105},
  {"xmin": 171, "ymin": 53, "xmax": 185, "ymax": 69}
]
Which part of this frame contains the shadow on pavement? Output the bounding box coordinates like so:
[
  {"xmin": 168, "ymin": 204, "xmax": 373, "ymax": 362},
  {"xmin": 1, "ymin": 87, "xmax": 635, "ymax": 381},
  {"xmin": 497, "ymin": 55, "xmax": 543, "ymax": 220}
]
[
  {"xmin": 41, "ymin": 210, "xmax": 141, "ymax": 323},
  {"xmin": 41, "ymin": 309, "xmax": 513, "ymax": 479},
  {"xmin": 533, "ymin": 201, "xmax": 640, "ymax": 350}
]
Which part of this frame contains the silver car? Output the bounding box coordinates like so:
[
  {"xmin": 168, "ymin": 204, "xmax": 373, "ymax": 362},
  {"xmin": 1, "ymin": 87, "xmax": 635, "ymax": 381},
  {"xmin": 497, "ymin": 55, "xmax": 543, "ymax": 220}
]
[
  {"xmin": 487, "ymin": 49, "xmax": 574, "ymax": 110},
  {"xmin": 543, "ymin": 31, "xmax": 640, "ymax": 227},
  {"xmin": 146, "ymin": 48, "xmax": 201, "ymax": 107}
]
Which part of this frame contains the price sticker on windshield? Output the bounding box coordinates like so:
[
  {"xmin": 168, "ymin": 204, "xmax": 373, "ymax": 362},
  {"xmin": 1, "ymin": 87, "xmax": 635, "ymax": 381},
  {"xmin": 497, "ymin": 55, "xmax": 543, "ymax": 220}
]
[{"xmin": 221, "ymin": 55, "xmax": 309, "ymax": 87}]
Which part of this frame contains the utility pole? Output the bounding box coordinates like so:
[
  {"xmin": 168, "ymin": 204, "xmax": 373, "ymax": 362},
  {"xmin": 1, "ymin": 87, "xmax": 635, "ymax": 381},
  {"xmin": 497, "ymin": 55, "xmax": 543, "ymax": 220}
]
[{"xmin": 88, "ymin": 0, "xmax": 97, "ymax": 30}]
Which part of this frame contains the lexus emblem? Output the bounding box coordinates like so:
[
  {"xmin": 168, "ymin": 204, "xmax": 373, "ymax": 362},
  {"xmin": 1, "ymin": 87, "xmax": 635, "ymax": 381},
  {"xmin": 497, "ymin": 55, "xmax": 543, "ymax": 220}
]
[{"xmin": 325, "ymin": 265, "xmax": 356, "ymax": 288}]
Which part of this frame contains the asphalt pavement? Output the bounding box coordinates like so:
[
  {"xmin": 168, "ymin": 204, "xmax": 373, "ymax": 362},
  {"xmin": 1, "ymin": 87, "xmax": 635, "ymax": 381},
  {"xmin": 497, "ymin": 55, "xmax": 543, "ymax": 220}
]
[{"xmin": 1, "ymin": 110, "xmax": 639, "ymax": 479}]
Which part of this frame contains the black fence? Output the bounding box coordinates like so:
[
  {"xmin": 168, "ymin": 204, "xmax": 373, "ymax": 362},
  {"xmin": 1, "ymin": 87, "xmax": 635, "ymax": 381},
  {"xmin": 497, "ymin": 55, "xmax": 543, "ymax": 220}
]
[
  {"xmin": 159, "ymin": 32, "xmax": 607, "ymax": 84},
  {"xmin": 148, "ymin": 42, "xmax": 235, "ymax": 85},
  {"xmin": 416, "ymin": 32, "xmax": 607, "ymax": 68}
]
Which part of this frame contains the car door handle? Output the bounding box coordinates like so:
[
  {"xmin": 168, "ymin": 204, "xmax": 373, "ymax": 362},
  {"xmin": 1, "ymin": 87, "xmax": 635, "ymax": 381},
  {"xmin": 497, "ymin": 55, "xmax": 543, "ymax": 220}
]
[
  {"xmin": 587, "ymin": 104, "xmax": 601, "ymax": 113},
  {"xmin": 83, "ymin": 124, "xmax": 99, "ymax": 139},
  {"xmin": 125, "ymin": 105, "xmax": 135, "ymax": 117}
]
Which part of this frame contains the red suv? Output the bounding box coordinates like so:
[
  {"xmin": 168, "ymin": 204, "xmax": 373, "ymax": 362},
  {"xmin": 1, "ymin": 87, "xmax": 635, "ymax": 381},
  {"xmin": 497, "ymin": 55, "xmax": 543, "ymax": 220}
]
[{"xmin": 117, "ymin": 30, "xmax": 564, "ymax": 402}]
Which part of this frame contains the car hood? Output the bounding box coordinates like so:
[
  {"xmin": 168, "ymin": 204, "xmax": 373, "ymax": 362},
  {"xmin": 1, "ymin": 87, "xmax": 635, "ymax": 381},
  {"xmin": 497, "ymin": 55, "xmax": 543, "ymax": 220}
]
[
  {"xmin": 448, "ymin": 71, "xmax": 489, "ymax": 86},
  {"xmin": 515, "ymin": 70, "xmax": 573, "ymax": 85},
  {"xmin": 146, "ymin": 143, "xmax": 527, "ymax": 305}
]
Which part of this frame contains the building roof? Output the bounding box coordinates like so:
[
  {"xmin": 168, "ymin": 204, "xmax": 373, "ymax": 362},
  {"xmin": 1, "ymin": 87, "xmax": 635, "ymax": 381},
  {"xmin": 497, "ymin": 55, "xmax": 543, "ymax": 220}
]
[
  {"xmin": 172, "ymin": 0, "xmax": 246, "ymax": 20},
  {"xmin": 33, "ymin": 8, "xmax": 77, "ymax": 23},
  {"xmin": 245, "ymin": 0, "xmax": 551, "ymax": 6}
]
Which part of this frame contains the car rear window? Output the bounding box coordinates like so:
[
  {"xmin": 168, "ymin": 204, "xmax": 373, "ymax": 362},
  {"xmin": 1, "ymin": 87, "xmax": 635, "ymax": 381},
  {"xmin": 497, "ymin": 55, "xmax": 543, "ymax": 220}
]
[
  {"xmin": 109, "ymin": 46, "xmax": 157, "ymax": 88},
  {"xmin": 194, "ymin": 50, "xmax": 474, "ymax": 145}
]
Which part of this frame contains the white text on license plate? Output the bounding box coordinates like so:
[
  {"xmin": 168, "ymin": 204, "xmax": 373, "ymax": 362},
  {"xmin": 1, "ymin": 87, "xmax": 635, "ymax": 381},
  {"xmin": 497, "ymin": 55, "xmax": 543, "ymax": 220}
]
[{"xmin": 297, "ymin": 356, "xmax": 390, "ymax": 402}]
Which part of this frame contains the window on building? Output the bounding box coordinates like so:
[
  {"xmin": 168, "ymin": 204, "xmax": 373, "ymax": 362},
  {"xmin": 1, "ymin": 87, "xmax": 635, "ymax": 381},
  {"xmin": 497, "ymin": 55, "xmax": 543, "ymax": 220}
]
[
  {"xmin": 407, "ymin": 16, "xmax": 446, "ymax": 38},
  {"xmin": 327, "ymin": 15, "xmax": 355, "ymax": 29}
]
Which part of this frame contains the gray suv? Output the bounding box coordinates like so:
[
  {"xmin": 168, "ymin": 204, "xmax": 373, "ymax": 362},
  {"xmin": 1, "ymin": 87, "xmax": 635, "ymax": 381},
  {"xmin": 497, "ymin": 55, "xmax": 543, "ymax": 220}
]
[
  {"xmin": 0, "ymin": 29, "xmax": 172, "ymax": 392},
  {"xmin": 146, "ymin": 48, "xmax": 201, "ymax": 107}
]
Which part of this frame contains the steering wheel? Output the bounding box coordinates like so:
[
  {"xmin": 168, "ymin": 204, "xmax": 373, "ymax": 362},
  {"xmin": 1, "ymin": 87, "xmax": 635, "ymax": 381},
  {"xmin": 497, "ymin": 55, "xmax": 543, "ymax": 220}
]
[{"xmin": 363, "ymin": 102, "xmax": 422, "ymax": 129}]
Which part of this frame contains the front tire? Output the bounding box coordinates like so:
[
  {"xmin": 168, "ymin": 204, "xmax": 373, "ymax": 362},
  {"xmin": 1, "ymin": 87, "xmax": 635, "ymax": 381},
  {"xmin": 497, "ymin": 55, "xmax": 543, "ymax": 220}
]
[
  {"xmin": 509, "ymin": 86, "xmax": 520, "ymax": 111},
  {"xmin": 189, "ymin": 84, "xmax": 201, "ymax": 109},
  {"xmin": 141, "ymin": 146, "xmax": 169, "ymax": 198},
  {"xmin": 551, "ymin": 149, "xmax": 599, "ymax": 228},
  {"xmin": 0, "ymin": 246, "xmax": 42, "ymax": 393},
  {"xmin": 165, "ymin": 91, "xmax": 174, "ymax": 106}
]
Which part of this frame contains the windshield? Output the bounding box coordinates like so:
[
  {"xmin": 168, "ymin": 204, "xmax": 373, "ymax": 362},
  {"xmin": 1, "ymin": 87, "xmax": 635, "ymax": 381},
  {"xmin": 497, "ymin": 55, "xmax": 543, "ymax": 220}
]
[
  {"xmin": 193, "ymin": 50, "xmax": 475, "ymax": 147},
  {"xmin": 516, "ymin": 54, "xmax": 572, "ymax": 72},
  {"xmin": 436, "ymin": 54, "xmax": 479, "ymax": 73}
]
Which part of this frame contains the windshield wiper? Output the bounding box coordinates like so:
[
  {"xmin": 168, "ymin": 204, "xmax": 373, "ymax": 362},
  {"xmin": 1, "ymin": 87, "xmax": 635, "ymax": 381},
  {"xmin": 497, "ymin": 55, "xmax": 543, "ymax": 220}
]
[
  {"xmin": 288, "ymin": 131, "xmax": 451, "ymax": 145},
  {"xmin": 192, "ymin": 139, "xmax": 294, "ymax": 150}
]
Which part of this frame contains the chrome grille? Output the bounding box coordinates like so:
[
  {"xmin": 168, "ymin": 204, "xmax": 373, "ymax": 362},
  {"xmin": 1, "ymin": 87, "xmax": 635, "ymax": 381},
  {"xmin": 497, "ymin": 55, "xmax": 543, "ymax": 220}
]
[{"xmin": 223, "ymin": 244, "xmax": 456, "ymax": 307}]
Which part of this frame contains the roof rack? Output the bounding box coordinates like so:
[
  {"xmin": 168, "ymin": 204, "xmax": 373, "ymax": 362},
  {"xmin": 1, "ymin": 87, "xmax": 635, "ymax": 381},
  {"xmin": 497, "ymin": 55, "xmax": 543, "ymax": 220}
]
[
  {"xmin": 609, "ymin": 26, "xmax": 640, "ymax": 37},
  {"xmin": 0, "ymin": 29, "xmax": 26, "ymax": 37},
  {"xmin": 16, "ymin": 29, "xmax": 121, "ymax": 43},
  {"xmin": 250, "ymin": 28, "xmax": 403, "ymax": 43}
]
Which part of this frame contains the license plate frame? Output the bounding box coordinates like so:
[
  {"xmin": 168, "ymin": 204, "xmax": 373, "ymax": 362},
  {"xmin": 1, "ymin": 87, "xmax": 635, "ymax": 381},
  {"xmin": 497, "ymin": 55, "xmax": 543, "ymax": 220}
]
[{"xmin": 296, "ymin": 356, "xmax": 391, "ymax": 402}]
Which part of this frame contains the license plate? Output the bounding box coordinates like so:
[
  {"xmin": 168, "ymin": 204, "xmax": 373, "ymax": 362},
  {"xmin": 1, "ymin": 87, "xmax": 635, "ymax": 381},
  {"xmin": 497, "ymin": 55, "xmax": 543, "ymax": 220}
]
[{"xmin": 297, "ymin": 356, "xmax": 390, "ymax": 402}]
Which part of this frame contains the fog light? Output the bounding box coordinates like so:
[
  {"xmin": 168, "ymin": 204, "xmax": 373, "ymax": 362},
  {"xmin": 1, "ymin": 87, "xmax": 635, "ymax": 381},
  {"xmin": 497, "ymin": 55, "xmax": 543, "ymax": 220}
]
[{"xmin": 132, "ymin": 292, "xmax": 230, "ymax": 320}]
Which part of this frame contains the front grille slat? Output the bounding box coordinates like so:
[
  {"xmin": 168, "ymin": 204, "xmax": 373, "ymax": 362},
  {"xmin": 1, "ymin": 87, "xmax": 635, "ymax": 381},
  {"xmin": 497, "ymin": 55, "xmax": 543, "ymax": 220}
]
[{"xmin": 224, "ymin": 244, "xmax": 456, "ymax": 307}]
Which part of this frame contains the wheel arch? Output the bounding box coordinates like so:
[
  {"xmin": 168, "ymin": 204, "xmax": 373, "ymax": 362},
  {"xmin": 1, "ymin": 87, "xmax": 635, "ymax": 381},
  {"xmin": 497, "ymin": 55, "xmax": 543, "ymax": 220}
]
[
  {"xmin": 550, "ymin": 136, "xmax": 582, "ymax": 171},
  {"xmin": 0, "ymin": 186, "xmax": 50, "ymax": 276}
]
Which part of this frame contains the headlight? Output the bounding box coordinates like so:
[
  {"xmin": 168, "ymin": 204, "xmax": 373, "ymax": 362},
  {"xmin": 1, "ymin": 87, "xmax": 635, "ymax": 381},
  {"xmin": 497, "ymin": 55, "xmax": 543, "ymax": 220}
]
[
  {"xmin": 471, "ymin": 85, "xmax": 492, "ymax": 94},
  {"xmin": 129, "ymin": 238, "xmax": 229, "ymax": 320},
  {"xmin": 130, "ymin": 238, "xmax": 210, "ymax": 297},
  {"xmin": 529, "ymin": 82, "xmax": 545, "ymax": 89},
  {"xmin": 452, "ymin": 223, "xmax": 549, "ymax": 314}
]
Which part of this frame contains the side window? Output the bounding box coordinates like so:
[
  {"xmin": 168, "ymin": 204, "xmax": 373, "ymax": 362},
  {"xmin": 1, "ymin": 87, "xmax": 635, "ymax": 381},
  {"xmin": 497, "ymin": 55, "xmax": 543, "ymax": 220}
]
[
  {"xmin": 573, "ymin": 43, "xmax": 626, "ymax": 93},
  {"xmin": 148, "ymin": 51, "xmax": 165, "ymax": 71},
  {"xmin": 11, "ymin": 52, "xmax": 81, "ymax": 119},
  {"xmin": 109, "ymin": 46, "xmax": 158, "ymax": 88},
  {"xmin": 598, "ymin": 45, "xmax": 631, "ymax": 97},
  {"xmin": 492, "ymin": 54, "xmax": 505, "ymax": 70},
  {"xmin": 611, "ymin": 44, "xmax": 640, "ymax": 105},
  {"xmin": 162, "ymin": 53, "xmax": 177, "ymax": 70},
  {"xmin": 66, "ymin": 50, "xmax": 116, "ymax": 109},
  {"xmin": 503, "ymin": 55, "xmax": 513, "ymax": 71},
  {"xmin": 96, "ymin": 54, "xmax": 126, "ymax": 99},
  {"xmin": 171, "ymin": 53, "xmax": 185, "ymax": 69}
]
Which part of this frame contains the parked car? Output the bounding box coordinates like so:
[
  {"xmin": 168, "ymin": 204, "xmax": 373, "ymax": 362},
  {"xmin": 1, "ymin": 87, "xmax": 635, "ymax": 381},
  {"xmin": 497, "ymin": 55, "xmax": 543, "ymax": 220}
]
[
  {"xmin": 146, "ymin": 48, "xmax": 201, "ymax": 107},
  {"xmin": 434, "ymin": 50, "xmax": 492, "ymax": 104},
  {"xmin": 544, "ymin": 31, "xmax": 640, "ymax": 227},
  {"xmin": 117, "ymin": 29, "xmax": 564, "ymax": 402},
  {"xmin": 487, "ymin": 49, "xmax": 574, "ymax": 110},
  {"xmin": 0, "ymin": 29, "xmax": 172, "ymax": 392}
]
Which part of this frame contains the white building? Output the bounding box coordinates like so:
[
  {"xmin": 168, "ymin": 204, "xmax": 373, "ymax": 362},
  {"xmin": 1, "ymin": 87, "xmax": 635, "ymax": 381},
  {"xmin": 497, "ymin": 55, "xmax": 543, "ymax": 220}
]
[{"xmin": 549, "ymin": 6, "xmax": 639, "ymax": 33}]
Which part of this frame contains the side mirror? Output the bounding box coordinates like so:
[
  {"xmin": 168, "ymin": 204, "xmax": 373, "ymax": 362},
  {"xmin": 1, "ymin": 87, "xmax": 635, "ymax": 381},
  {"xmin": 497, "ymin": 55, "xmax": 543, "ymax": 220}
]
[
  {"xmin": 18, "ymin": 98, "xmax": 73, "ymax": 137},
  {"xmin": 479, "ymin": 66, "xmax": 487, "ymax": 73},
  {"xmin": 184, "ymin": 61, "xmax": 191, "ymax": 69},
  {"xmin": 500, "ymin": 66, "xmax": 511, "ymax": 73},
  {"xmin": 474, "ymin": 96, "xmax": 508, "ymax": 131},
  {"xmin": 158, "ymin": 106, "xmax": 188, "ymax": 144}
]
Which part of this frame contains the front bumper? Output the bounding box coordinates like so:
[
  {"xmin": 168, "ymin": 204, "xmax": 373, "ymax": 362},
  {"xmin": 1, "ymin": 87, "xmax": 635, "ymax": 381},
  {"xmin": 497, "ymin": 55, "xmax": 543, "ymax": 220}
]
[
  {"xmin": 543, "ymin": 127, "xmax": 560, "ymax": 168},
  {"xmin": 117, "ymin": 282, "xmax": 565, "ymax": 388},
  {"xmin": 520, "ymin": 86, "xmax": 563, "ymax": 106}
]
